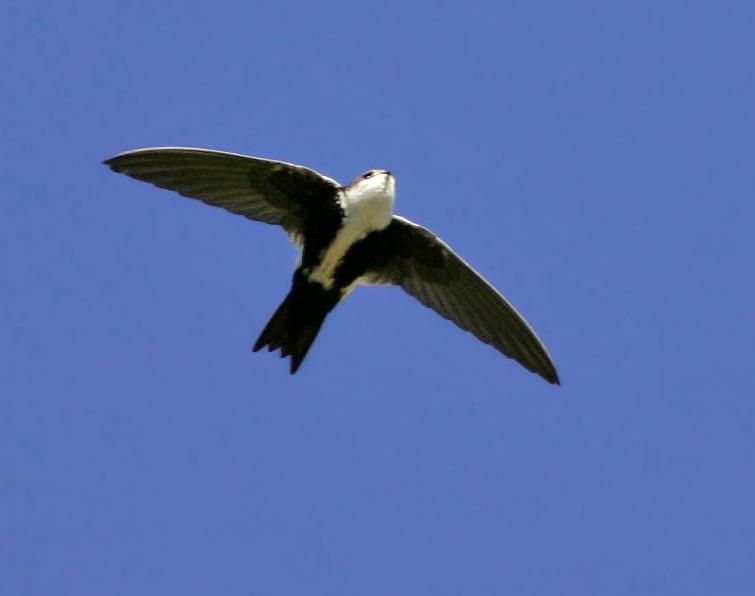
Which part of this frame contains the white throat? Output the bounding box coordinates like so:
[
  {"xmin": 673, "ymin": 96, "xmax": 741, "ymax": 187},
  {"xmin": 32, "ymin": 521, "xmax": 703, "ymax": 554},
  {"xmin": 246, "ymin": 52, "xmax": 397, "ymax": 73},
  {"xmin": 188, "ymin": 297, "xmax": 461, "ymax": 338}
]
[{"xmin": 342, "ymin": 173, "xmax": 396, "ymax": 229}]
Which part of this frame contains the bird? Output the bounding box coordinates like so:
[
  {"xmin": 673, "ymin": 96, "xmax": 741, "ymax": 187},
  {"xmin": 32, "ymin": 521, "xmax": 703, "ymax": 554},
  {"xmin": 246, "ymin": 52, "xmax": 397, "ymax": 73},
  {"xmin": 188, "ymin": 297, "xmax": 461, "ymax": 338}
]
[{"xmin": 104, "ymin": 147, "xmax": 559, "ymax": 384}]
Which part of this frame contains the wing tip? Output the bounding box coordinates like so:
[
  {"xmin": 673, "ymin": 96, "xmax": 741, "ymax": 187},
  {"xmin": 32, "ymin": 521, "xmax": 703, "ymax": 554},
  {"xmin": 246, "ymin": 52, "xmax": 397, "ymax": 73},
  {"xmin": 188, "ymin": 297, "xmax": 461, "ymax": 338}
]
[
  {"xmin": 535, "ymin": 361, "xmax": 560, "ymax": 385},
  {"xmin": 101, "ymin": 148, "xmax": 171, "ymax": 171},
  {"xmin": 103, "ymin": 152, "xmax": 130, "ymax": 171}
]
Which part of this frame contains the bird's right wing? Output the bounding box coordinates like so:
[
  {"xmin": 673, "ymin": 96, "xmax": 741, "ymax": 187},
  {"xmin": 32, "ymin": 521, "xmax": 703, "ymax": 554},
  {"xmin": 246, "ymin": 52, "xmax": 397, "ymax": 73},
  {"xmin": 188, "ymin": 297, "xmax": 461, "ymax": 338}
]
[
  {"xmin": 104, "ymin": 147, "xmax": 343, "ymax": 238},
  {"xmin": 365, "ymin": 216, "xmax": 560, "ymax": 384}
]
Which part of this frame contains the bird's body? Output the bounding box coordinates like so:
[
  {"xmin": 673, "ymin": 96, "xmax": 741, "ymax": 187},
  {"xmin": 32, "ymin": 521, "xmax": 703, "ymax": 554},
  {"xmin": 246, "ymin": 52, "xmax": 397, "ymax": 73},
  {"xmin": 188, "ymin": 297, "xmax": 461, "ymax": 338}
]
[
  {"xmin": 254, "ymin": 169, "xmax": 396, "ymax": 371},
  {"xmin": 105, "ymin": 147, "xmax": 560, "ymax": 384},
  {"xmin": 305, "ymin": 169, "xmax": 395, "ymax": 292}
]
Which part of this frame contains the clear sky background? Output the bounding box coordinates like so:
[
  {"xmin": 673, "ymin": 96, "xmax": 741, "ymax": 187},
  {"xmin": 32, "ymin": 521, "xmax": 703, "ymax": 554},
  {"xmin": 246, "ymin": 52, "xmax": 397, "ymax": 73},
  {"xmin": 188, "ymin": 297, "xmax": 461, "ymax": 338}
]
[{"xmin": 2, "ymin": 1, "xmax": 754, "ymax": 594}]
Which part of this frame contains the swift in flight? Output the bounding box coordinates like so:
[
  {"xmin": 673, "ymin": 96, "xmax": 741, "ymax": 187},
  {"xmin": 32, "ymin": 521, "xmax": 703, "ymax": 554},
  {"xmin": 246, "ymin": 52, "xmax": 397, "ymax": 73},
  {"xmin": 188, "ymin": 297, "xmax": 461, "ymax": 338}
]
[{"xmin": 105, "ymin": 147, "xmax": 559, "ymax": 384}]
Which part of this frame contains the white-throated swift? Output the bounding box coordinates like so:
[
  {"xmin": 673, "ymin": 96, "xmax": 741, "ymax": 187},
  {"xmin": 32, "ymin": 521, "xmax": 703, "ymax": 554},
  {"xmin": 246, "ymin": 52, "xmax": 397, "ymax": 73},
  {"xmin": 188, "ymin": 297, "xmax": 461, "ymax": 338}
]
[{"xmin": 104, "ymin": 147, "xmax": 559, "ymax": 384}]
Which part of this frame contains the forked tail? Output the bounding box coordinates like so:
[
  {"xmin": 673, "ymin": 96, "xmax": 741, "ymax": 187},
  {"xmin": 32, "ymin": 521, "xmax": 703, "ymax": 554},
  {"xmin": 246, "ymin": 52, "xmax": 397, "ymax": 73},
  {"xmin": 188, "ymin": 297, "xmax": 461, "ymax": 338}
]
[{"xmin": 253, "ymin": 273, "xmax": 340, "ymax": 373}]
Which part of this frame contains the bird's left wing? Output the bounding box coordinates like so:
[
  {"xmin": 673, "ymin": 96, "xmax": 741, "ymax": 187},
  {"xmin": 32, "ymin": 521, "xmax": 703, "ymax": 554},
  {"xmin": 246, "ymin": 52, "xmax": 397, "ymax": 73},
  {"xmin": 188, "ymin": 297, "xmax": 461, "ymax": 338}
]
[
  {"xmin": 362, "ymin": 216, "xmax": 560, "ymax": 384},
  {"xmin": 104, "ymin": 147, "xmax": 342, "ymax": 238}
]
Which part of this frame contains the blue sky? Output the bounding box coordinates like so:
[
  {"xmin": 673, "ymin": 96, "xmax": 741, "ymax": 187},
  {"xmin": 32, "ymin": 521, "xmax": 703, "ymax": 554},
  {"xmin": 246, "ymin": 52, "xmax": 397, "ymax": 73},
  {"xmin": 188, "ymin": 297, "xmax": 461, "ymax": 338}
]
[{"xmin": 2, "ymin": 1, "xmax": 754, "ymax": 594}]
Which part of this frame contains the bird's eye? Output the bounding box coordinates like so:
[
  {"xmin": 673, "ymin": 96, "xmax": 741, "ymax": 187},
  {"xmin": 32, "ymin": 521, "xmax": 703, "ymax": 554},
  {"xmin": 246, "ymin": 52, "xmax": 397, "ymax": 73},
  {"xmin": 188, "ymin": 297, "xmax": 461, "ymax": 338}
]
[{"xmin": 362, "ymin": 171, "xmax": 373, "ymax": 179}]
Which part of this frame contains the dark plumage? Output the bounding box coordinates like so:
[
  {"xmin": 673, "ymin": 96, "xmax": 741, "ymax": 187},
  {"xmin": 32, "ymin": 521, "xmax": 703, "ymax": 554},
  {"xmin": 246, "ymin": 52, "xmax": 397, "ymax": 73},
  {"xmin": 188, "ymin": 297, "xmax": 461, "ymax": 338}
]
[{"xmin": 105, "ymin": 147, "xmax": 559, "ymax": 384}]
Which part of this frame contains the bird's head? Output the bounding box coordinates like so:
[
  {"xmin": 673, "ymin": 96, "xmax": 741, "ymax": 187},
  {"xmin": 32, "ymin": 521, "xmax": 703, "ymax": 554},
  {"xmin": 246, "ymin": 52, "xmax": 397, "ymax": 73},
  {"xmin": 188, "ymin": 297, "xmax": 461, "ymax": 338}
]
[
  {"xmin": 347, "ymin": 169, "xmax": 395, "ymax": 196},
  {"xmin": 343, "ymin": 169, "xmax": 396, "ymax": 226}
]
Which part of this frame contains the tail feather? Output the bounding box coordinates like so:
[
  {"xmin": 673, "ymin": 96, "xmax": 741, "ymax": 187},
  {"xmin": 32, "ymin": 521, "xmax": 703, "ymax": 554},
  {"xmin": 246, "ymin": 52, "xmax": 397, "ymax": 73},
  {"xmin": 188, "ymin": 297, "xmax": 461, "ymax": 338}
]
[{"xmin": 253, "ymin": 274, "xmax": 339, "ymax": 374}]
